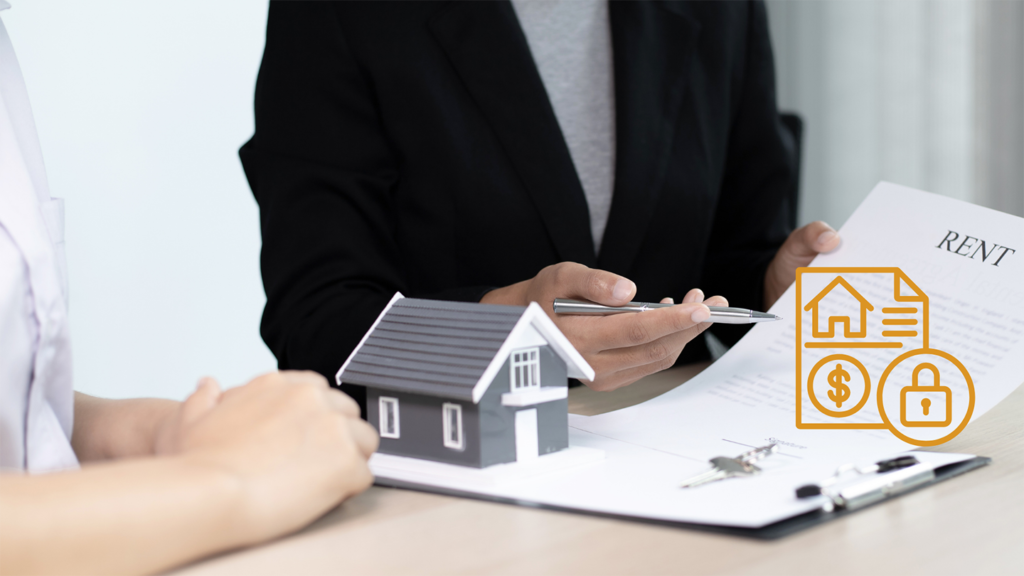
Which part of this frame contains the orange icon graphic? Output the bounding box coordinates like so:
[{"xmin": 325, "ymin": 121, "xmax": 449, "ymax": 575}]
[
  {"xmin": 796, "ymin": 268, "xmax": 975, "ymax": 446},
  {"xmin": 804, "ymin": 276, "xmax": 873, "ymax": 338},
  {"xmin": 900, "ymin": 363, "xmax": 952, "ymax": 427}
]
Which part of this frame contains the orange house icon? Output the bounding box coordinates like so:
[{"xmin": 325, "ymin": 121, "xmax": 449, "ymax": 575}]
[{"xmin": 803, "ymin": 276, "xmax": 874, "ymax": 338}]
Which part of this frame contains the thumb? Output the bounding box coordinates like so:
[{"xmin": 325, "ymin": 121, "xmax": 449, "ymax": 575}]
[
  {"xmin": 181, "ymin": 377, "xmax": 222, "ymax": 427},
  {"xmin": 784, "ymin": 221, "xmax": 840, "ymax": 261},
  {"xmin": 348, "ymin": 417, "xmax": 380, "ymax": 459}
]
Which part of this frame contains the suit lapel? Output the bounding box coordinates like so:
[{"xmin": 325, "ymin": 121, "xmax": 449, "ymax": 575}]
[
  {"xmin": 430, "ymin": 1, "xmax": 596, "ymax": 267},
  {"xmin": 597, "ymin": 2, "xmax": 701, "ymax": 274}
]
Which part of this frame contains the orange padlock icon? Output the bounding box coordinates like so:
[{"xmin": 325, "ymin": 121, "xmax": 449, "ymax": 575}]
[{"xmin": 900, "ymin": 363, "xmax": 952, "ymax": 427}]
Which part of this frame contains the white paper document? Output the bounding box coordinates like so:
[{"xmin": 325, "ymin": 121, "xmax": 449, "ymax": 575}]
[{"xmin": 374, "ymin": 182, "xmax": 1024, "ymax": 528}]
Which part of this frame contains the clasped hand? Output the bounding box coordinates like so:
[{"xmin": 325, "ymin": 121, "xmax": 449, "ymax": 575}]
[{"xmin": 153, "ymin": 372, "xmax": 379, "ymax": 544}]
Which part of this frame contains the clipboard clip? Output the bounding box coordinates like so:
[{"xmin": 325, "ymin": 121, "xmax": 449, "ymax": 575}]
[{"xmin": 795, "ymin": 455, "xmax": 935, "ymax": 512}]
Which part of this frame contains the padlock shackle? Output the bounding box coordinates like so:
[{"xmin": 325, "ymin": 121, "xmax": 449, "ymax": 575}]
[{"xmin": 911, "ymin": 362, "xmax": 940, "ymax": 387}]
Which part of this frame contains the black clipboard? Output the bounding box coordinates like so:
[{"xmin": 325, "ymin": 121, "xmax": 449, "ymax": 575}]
[{"xmin": 372, "ymin": 456, "xmax": 990, "ymax": 540}]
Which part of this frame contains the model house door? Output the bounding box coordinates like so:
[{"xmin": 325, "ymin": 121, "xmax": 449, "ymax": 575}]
[{"xmin": 515, "ymin": 408, "xmax": 539, "ymax": 461}]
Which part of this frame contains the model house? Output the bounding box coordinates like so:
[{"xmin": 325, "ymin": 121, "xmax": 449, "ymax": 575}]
[
  {"xmin": 336, "ymin": 295, "xmax": 594, "ymax": 468},
  {"xmin": 804, "ymin": 276, "xmax": 874, "ymax": 338}
]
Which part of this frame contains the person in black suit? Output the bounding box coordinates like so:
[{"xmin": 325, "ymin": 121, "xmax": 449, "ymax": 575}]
[{"xmin": 240, "ymin": 1, "xmax": 841, "ymax": 413}]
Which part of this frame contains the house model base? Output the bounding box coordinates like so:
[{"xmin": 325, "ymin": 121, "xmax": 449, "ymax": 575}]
[{"xmin": 370, "ymin": 446, "xmax": 606, "ymax": 488}]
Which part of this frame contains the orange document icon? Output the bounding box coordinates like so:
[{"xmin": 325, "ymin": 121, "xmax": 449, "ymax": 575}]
[{"xmin": 796, "ymin": 268, "xmax": 929, "ymax": 429}]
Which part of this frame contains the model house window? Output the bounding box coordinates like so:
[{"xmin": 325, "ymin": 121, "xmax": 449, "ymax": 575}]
[
  {"xmin": 510, "ymin": 347, "xmax": 541, "ymax": 391},
  {"xmin": 379, "ymin": 397, "xmax": 400, "ymax": 439},
  {"xmin": 442, "ymin": 403, "xmax": 464, "ymax": 450}
]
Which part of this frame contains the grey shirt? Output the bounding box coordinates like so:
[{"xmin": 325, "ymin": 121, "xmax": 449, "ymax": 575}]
[{"xmin": 511, "ymin": 0, "xmax": 616, "ymax": 255}]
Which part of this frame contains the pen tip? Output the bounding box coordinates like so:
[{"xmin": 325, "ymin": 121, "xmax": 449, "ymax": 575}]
[{"xmin": 774, "ymin": 315, "xmax": 783, "ymax": 321}]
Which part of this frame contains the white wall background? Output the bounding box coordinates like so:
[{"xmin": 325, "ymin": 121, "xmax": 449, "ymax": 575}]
[
  {"xmin": 768, "ymin": 0, "xmax": 973, "ymax": 227},
  {"xmin": 972, "ymin": 0, "xmax": 1024, "ymax": 216},
  {"xmin": 767, "ymin": 0, "xmax": 1024, "ymax": 227},
  {"xmin": 5, "ymin": 1, "xmax": 275, "ymax": 400}
]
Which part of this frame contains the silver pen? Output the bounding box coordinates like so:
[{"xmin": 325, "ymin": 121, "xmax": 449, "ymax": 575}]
[{"xmin": 552, "ymin": 298, "xmax": 782, "ymax": 324}]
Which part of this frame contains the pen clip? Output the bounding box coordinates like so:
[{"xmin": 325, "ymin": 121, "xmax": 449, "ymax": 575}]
[
  {"xmin": 795, "ymin": 455, "xmax": 922, "ymax": 507},
  {"xmin": 826, "ymin": 463, "xmax": 935, "ymax": 511}
]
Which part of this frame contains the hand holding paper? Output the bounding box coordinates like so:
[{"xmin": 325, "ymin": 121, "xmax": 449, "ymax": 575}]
[{"xmin": 764, "ymin": 221, "xmax": 844, "ymax": 308}]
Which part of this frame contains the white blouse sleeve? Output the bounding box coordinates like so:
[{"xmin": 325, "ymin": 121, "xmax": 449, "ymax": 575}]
[{"xmin": 0, "ymin": 222, "xmax": 37, "ymax": 470}]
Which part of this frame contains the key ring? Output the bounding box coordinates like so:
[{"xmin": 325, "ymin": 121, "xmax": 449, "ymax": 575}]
[{"xmin": 737, "ymin": 443, "xmax": 778, "ymax": 465}]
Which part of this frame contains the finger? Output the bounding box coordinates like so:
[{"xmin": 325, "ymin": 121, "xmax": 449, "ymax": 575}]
[
  {"xmin": 347, "ymin": 418, "xmax": 379, "ymax": 458},
  {"xmin": 324, "ymin": 388, "xmax": 361, "ymax": 419},
  {"xmin": 785, "ymin": 221, "xmax": 841, "ymax": 261},
  {"xmin": 660, "ymin": 297, "xmax": 674, "ymax": 304},
  {"xmin": 589, "ymin": 334, "xmax": 692, "ymax": 392},
  {"xmin": 605, "ymin": 297, "xmax": 729, "ymax": 373},
  {"xmin": 592, "ymin": 317, "xmax": 709, "ymax": 375},
  {"xmin": 180, "ymin": 377, "xmax": 222, "ymax": 426},
  {"xmin": 596, "ymin": 307, "xmax": 726, "ymax": 391},
  {"xmin": 342, "ymin": 460, "xmax": 376, "ymax": 499},
  {"xmin": 279, "ymin": 370, "xmax": 331, "ymax": 388},
  {"xmin": 683, "ymin": 288, "xmax": 704, "ymax": 304},
  {"xmin": 555, "ymin": 263, "xmax": 636, "ymax": 306},
  {"xmin": 579, "ymin": 302, "xmax": 709, "ymax": 350},
  {"xmin": 590, "ymin": 360, "xmax": 670, "ymax": 392},
  {"xmin": 704, "ymin": 294, "xmax": 728, "ymax": 308}
]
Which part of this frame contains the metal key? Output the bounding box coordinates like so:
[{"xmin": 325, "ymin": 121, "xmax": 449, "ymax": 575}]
[
  {"xmin": 680, "ymin": 443, "xmax": 778, "ymax": 489},
  {"xmin": 680, "ymin": 457, "xmax": 759, "ymax": 488}
]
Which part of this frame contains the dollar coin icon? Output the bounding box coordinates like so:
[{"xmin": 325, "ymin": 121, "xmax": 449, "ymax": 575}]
[
  {"xmin": 827, "ymin": 363, "xmax": 851, "ymax": 408},
  {"xmin": 807, "ymin": 354, "xmax": 870, "ymax": 418}
]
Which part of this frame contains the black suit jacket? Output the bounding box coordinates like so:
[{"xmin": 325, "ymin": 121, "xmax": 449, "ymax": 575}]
[{"xmin": 241, "ymin": 0, "xmax": 796, "ymax": 411}]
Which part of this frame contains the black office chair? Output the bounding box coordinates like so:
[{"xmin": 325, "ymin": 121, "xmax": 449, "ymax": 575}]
[{"xmin": 779, "ymin": 112, "xmax": 804, "ymax": 231}]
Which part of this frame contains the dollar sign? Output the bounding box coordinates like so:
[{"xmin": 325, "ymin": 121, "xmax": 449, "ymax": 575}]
[{"xmin": 827, "ymin": 363, "xmax": 851, "ymax": 408}]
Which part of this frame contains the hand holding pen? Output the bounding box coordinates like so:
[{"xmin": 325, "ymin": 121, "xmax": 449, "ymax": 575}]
[{"xmin": 480, "ymin": 262, "xmax": 727, "ymax": 391}]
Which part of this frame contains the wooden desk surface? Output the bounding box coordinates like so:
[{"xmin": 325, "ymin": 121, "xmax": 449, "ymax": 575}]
[{"xmin": 172, "ymin": 364, "xmax": 1024, "ymax": 576}]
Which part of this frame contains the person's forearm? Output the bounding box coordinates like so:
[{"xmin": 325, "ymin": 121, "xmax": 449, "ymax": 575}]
[
  {"xmin": 72, "ymin": 393, "xmax": 179, "ymax": 461},
  {"xmin": 0, "ymin": 457, "xmax": 247, "ymax": 576}
]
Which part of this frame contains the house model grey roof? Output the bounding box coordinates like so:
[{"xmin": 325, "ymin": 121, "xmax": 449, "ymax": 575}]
[{"xmin": 336, "ymin": 294, "xmax": 594, "ymax": 403}]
